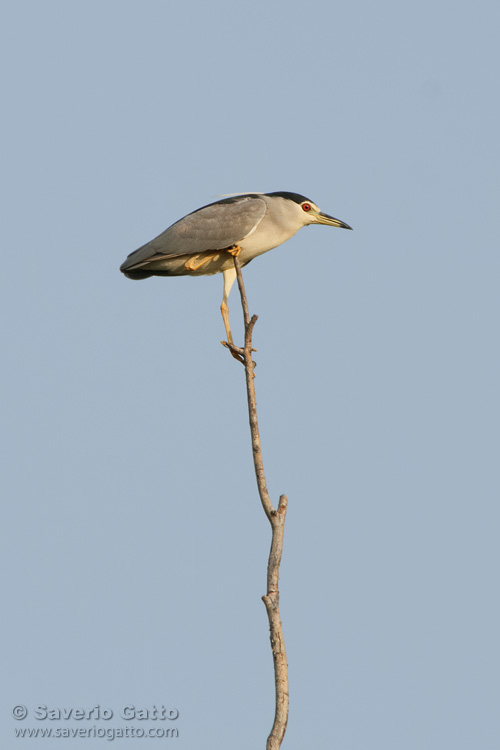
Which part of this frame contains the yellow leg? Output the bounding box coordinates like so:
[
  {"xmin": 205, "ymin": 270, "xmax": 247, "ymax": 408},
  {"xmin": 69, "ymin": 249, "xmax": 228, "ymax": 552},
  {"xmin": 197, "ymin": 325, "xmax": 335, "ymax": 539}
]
[
  {"xmin": 220, "ymin": 267, "xmax": 246, "ymax": 362},
  {"xmin": 220, "ymin": 299, "xmax": 233, "ymax": 344},
  {"xmin": 220, "ymin": 267, "xmax": 236, "ymax": 345},
  {"xmin": 220, "ymin": 265, "xmax": 256, "ymax": 368}
]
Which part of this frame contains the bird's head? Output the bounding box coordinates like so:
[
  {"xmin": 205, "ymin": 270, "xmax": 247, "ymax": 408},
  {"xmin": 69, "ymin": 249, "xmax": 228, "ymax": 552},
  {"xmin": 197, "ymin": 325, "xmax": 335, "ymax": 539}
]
[{"xmin": 266, "ymin": 191, "xmax": 352, "ymax": 231}]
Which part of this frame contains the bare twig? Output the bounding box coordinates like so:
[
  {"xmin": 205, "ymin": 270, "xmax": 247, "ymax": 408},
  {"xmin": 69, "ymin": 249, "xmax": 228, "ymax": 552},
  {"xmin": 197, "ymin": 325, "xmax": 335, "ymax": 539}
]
[{"xmin": 228, "ymin": 257, "xmax": 289, "ymax": 750}]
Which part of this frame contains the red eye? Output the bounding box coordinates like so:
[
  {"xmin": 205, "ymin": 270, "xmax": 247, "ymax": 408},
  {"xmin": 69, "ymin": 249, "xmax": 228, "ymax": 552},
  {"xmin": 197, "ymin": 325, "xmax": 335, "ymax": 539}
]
[{"xmin": 302, "ymin": 203, "xmax": 311, "ymax": 212}]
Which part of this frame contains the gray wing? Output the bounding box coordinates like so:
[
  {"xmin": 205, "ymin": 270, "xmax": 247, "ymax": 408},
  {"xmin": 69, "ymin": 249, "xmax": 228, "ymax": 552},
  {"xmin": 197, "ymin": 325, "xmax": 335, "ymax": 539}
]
[{"xmin": 120, "ymin": 195, "xmax": 267, "ymax": 272}]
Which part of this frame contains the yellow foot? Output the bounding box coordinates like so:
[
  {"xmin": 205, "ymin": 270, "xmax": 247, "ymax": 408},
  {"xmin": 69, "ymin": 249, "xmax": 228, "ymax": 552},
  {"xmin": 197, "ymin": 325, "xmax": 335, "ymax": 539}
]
[
  {"xmin": 221, "ymin": 341, "xmax": 257, "ymax": 375},
  {"xmin": 226, "ymin": 244, "xmax": 242, "ymax": 257},
  {"xmin": 221, "ymin": 340, "xmax": 245, "ymax": 364},
  {"xmin": 184, "ymin": 251, "xmax": 220, "ymax": 271}
]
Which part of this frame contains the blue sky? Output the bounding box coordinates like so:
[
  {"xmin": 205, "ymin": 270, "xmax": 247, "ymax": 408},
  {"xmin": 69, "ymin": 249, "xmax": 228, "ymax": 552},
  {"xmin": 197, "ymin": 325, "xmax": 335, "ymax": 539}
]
[{"xmin": 2, "ymin": 1, "xmax": 499, "ymax": 748}]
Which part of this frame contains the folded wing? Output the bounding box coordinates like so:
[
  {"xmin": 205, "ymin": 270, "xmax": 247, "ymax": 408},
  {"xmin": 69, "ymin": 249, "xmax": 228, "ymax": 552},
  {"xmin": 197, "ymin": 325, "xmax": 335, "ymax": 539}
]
[{"xmin": 120, "ymin": 195, "xmax": 267, "ymax": 274}]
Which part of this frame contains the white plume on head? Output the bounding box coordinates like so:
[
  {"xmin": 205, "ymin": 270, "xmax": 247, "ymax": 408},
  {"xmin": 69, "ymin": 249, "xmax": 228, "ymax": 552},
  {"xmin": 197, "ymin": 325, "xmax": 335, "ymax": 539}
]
[{"xmin": 215, "ymin": 192, "xmax": 263, "ymax": 198}]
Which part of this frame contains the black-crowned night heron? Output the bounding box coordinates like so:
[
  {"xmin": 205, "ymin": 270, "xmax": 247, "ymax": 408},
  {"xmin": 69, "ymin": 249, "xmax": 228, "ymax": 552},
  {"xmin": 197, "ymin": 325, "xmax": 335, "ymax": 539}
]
[{"xmin": 120, "ymin": 191, "xmax": 352, "ymax": 346}]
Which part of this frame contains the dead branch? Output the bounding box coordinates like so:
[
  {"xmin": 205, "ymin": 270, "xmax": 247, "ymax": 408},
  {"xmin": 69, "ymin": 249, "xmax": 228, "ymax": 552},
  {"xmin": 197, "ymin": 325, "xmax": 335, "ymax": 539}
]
[{"xmin": 227, "ymin": 258, "xmax": 289, "ymax": 750}]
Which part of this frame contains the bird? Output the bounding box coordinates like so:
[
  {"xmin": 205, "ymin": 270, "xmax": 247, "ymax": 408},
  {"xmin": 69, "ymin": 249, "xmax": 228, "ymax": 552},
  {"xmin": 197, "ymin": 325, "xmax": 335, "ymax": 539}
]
[{"xmin": 120, "ymin": 191, "xmax": 352, "ymax": 348}]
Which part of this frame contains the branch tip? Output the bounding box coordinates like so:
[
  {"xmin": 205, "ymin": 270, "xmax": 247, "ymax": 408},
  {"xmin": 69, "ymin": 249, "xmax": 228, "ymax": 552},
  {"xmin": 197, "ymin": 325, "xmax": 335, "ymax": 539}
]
[{"xmin": 277, "ymin": 495, "xmax": 288, "ymax": 514}]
